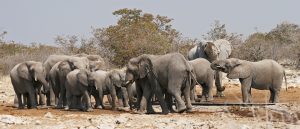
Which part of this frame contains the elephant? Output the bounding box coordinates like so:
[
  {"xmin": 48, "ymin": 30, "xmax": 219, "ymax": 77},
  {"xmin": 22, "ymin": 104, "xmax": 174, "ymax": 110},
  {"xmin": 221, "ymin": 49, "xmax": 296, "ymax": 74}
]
[
  {"xmin": 187, "ymin": 39, "xmax": 232, "ymax": 97},
  {"xmin": 125, "ymin": 53, "xmax": 193, "ymax": 114},
  {"xmin": 43, "ymin": 54, "xmax": 105, "ymax": 106},
  {"xmin": 211, "ymin": 58, "xmax": 287, "ymax": 103},
  {"xmin": 74, "ymin": 53, "xmax": 106, "ymax": 71},
  {"xmin": 88, "ymin": 69, "xmax": 128, "ymax": 110},
  {"xmin": 65, "ymin": 69, "xmax": 94, "ymax": 111},
  {"xmin": 10, "ymin": 61, "xmax": 50, "ymax": 109},
  {"xmin": 55, "ymin": 56, "xmax": 90, "ymax": 108},
  {"xmin": 188, "ymin": 58, "xmax": 215, "ymax": 102}
]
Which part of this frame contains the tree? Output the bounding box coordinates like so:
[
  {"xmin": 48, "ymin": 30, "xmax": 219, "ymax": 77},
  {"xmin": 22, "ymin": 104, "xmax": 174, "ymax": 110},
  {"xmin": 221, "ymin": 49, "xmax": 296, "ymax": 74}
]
[{"xmin": 100, "ymin": 8, "xmax": 180, "ymax": 66}]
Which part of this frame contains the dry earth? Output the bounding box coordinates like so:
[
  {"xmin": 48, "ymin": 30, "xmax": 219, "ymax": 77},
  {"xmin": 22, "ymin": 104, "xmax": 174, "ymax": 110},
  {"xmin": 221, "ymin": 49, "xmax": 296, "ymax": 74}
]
[{"xmin": 0, "ymin": 69, "xmax": 300, "ymax": 129}]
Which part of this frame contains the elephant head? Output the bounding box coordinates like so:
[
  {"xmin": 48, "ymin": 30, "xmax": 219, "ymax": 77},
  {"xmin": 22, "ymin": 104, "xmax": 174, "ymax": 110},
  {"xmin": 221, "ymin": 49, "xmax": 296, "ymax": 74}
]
[
  {"xmin": 125, "ymin": 55, "xmax": 153, "ymax": 82},
  {"xmin": 17, "ymin": 61, "xmax": 50, "ymax": 93},
  {"xmin": 211, "ymin": 58, "xmax": 251, "ymax": 79},
  {"xmin": 76, "ymin": 69, "xmax": 92, "ymax": 87},
  {"xmin": 107, "ymin": 70, "xmax": 127, "ymax": 88},
  {"xmin": 202, "ymin": 41, "xmax": 220, "ymax": 62},
  {"xmin": 58, "ymin": 57, "xmax": 90, "ymax": 74}
]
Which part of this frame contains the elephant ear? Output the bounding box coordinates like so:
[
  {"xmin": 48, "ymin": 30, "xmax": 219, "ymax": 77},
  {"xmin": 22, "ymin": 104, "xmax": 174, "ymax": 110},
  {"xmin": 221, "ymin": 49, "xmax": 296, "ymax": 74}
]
[
  {"xmin": 105, "ymin": 73, "xmax": 112, "ymax": 87},
  {"xmin": 17, "ymin": 63, "xmax": 32, "ymax": 81},
  {"xmin": 77, "ymin": 70, "xmax": 88, "ymax": 86},
  {"xmin": 138, "ymin": 55, "xmax": 153, "ymax": 78},
  {"xmin": 227, "ymin": 59, "xmax": 251, "ymax": 79}
]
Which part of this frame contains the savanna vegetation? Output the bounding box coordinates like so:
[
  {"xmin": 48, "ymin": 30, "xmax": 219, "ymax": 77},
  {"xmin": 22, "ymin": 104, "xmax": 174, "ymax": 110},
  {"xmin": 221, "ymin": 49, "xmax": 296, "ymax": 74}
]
[{"xmin": 1, "ymin": 8, "xmax": 300, "ymax": 75}]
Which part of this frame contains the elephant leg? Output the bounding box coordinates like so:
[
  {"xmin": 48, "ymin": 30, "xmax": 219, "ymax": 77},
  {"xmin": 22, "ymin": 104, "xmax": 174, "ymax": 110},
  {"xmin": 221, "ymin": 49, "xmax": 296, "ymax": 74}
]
[
  {"xmin": 28, "ymin": 90, "xmax": 37, "ymax": 109},
  {"xmin": 83, "ymin": 91, "xmax": 93, "ymax": 112},
  {"xmin": 39, "ymin": 93, "xmax": 46, "ymax": 106},
  {"xmin": 215, "ymin": 71, "xmax": 225, "ymax": 97},
  {"xmin": 126, "ymin": 86, "xmax": 134, "ymax": 110},
  {"xmin": 200, "ymin": 85, "xmax": 207, "ymax": 102},
  {"xmin": 49, "ymin": 86, "xmax": 56, "ymax": 106},
  {"xmin": 57, "ymin": 87, "xmax": 66, "ymax": 109},
  {"xmin": 146, "ymin": 89, "xmax": 155, "ymax": 114},
  {"xmin": 121, "ymin": 88, "xmax": 129, "ymax": 107},
  {"xmin": 165, "ymin": 92, "xmax": 175, "ymax": 113},
  {"xmin": 240, "ymin": 79, "xmax": 251, "ymax": 103},
  {"xmin": 138, "ymin": 87, "xmax": 151, "ymax": 114},
  {"xmin": 136, "ymin": 84, "xmax": 143, "ymax": 111},
  {"xmin": 16, "ymin": 93, "xmax": 24, "ymax": 109},
  {"xmin": 64, "ymin": 90, "xmax": 71, "ymax": 110},
  {"xmin": 168, "ymin": 79, "xmax": 186, "ymax": 113},
  {"xmin": 93, "ymin": 94, "xmax": 101, "ymax": 109},
  {"xmin": 98, "ymin": 89, "xmax": 105, "ymax": 109},
  {"xmin": 269, "ymin": 88, "xmax": 279, "ymax": 103},
  {"xmin": 183, "ymin": 85, "xmax": 193, "ymax": 112},
  {"xmin": 190, "ymin": 88, "xmax": 196, "ymax": 103}
]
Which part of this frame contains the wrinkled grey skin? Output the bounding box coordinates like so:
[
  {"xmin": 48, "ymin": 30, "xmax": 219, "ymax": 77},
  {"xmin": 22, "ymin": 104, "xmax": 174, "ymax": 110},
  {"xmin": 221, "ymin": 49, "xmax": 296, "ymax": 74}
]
[
  {"xmin": 43, "ymin": 54, "xmax": 105, "ymax": 106},
  {"xmin": 75, "ymin": 53, "xmax": 106, "ymax": 71},
  {"xmin": 126, "ymin": 53, "xmax": 193, "ymax": 114},
  {"xmin": 65, "ymin": 69, "xmax": 93, "ymax": 111},
  {"xmin": 188, "ymin": 58, "xmax": 215, "ymax": 102},
  {"xmin": 55, "ymin": 57, "xmax": 89, "ymax": 108},
  {"xmin": 211, "ymin": 58, "xmax": 287, "ymax": 103},
  {"xmin": 10, "ymin": 61, "xmax": 50, "ymax": 109},
  {"xmin": 88, "ymin": 69, "xmax": 128, "ymax": 110},
  {"xmin": 188, "ymin": 39, "xmax": 231, "ymax": 97},
  {"xmin": 126, "ymin": 82, "xmax": 137, "ymax": 110}
]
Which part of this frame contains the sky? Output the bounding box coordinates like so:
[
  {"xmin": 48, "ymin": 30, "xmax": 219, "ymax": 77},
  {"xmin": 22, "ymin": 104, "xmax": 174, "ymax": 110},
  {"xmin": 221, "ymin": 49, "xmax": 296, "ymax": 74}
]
[{"xmin": 1, "ymin": 0, "xmax": 300, "ymax": 45}]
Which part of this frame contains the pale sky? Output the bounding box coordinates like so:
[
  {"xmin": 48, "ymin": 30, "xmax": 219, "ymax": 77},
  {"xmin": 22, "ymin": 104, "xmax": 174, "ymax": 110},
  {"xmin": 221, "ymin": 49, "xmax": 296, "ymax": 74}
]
[{"xmin": 1, "ymin": 0, "xmax": 300, "ymax": 44}]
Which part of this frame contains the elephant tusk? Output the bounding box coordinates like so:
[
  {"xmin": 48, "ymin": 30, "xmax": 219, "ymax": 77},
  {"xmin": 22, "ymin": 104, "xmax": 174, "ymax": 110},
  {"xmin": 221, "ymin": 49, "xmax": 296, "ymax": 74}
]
[{"xmin": 34, "ymin": 77, "xmax": 37, "ymax": 81}]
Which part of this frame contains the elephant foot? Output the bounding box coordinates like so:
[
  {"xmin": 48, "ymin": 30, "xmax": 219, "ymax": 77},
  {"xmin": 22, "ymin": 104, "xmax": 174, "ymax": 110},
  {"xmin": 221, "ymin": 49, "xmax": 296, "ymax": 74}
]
[
  {"xmin": 161, "ymin": 110, "xmax": 170, "ymax": 115},
  {"xmin": 146, "ymin": 110, "xmax": 156, "ymax": 114},
  {"xmin": 95, "ymin": 105, "xmax": 102, "ymax": 109},
  {"xmin": 215, "ymin": 91, "xmax": 225, "ymax": 97},
  {"xmin": 56, "ymin": 104, "xmax": 64, "ymax": 109},
  {"xmin": 18, "ymin": 106, "xmax": 25, "ymax": 109},
  {"xmin": 186, "ymin": 108, "xmax": 194, "ymax": 113},
  {"xmin": 86, "ymin": 108, "xmax": 93, "ymax": 112},
  {"xmin": 64, "ymin": 106, "xmax": 70, "ymax": 111},
  {"xmin": 132, "ymin": 110, "xmax": 147, "ymax": 114},
  {"xmin": 176, "ymin": 106, "xmax": 187, "ymax": 113}
]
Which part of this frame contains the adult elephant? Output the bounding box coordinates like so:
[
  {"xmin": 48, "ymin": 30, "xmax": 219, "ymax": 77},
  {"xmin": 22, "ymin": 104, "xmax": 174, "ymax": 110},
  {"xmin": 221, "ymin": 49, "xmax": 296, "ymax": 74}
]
[
  {"xmin": 187, "ymin": 39, "xmax": 232, "ymax": 97},
  {"xmin": 188, "ymin": 58, "xmax": 215, "ymax": 102},
  {"xmin": 211, "ymin": 58, "xmax": 287, "ymax": 103},
  {"xmin": 56, "ymin": 56, "xmax": 90, "ymax": 108},
  {"xmin": 43, "ymin": 55, "xmax": 73, "ymax": 106},
  {"xmin": 125, "ymin": 53, "xmax": 193, "ymax": 114},
  {"xmin": 10, "ymin": 61, "xmax": 50, "ymax": 109}
]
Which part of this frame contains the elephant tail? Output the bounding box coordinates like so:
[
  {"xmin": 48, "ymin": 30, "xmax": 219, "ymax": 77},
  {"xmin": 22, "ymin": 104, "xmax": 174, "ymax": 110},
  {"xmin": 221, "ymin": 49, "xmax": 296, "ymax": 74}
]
[{"xmin": 283, "ymin": 70, "xmax": 287, "ymax": 91}]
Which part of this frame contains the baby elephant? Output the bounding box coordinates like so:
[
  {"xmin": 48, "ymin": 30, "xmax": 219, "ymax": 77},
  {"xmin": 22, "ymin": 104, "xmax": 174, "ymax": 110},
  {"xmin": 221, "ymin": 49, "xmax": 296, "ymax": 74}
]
[
  {"xmin": 188, "ymin": 58, "xmax": 215, "ymax": 102},
  {"xmin": 65, "ymin": 69, "xmax": 94, "ymax": 112},
  {"xmin": 211, "ymin": 58, "xmax": 287, "ymax": 103}
]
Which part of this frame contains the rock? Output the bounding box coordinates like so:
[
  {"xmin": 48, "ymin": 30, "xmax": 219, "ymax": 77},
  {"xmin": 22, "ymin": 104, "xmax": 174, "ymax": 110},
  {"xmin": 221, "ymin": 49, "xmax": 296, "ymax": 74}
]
[
  {"xmin": 35, "ymin": 120, "xmax": 41, "ymax": 125},
  {"xmin": 44, "ymin": 112, "xmax": 53, "ymax": 118},
  {"xmin": 0, "ymin": 115, "xmax": 26, "ymax": 125}
]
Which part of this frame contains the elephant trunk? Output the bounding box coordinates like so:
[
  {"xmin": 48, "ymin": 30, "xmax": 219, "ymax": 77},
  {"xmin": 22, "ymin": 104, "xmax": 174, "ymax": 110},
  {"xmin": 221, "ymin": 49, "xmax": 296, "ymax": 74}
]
[{"xmin": 39, "ymin": 78, "xmax": 50, "ymax": 94}]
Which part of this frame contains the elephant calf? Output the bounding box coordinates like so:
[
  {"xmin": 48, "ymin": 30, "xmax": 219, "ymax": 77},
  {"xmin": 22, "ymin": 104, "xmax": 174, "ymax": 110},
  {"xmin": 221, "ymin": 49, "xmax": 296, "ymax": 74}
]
[
  {"xmin": 188, "ymin": 58, "xmax": 215, "ymax": 102},
  {"xmin": 88, "ymin": 69, "xmax": 128, "ymax": 110},
  {"xmin": 211, "ymin": 58, "xmax": 287, "ymax": 103},
  {"xmin": 65, "ymin": 69, "xmax": 94, "ymax": 111}
]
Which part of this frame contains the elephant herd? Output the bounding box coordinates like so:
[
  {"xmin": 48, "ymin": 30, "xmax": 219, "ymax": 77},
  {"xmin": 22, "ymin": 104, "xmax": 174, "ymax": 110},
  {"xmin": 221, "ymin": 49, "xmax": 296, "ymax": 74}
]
[{"xmin": 9, "ymin": 39, "xmax": 287, "ymax": 114}]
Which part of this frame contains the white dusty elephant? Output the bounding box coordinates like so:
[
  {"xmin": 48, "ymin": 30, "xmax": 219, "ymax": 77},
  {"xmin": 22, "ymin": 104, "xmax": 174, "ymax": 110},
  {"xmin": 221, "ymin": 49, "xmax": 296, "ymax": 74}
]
[
  {"xmin": 211, "ymin": 58, "xmax": 287, "ymax": 103},
  {"xmin": 187, "ymin": 39, "xmax": 232, "ymax": 97},
  {"xmin": 10, "ymin": 61, "xmax": 50, "ymax": 109}
]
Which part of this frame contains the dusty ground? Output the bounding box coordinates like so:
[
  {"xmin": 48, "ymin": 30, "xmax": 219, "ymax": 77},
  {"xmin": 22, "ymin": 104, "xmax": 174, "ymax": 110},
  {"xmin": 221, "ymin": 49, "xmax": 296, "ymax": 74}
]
[{"xmin": 0, "ymin": 69, "xmax": 300, "ymax": 129}]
